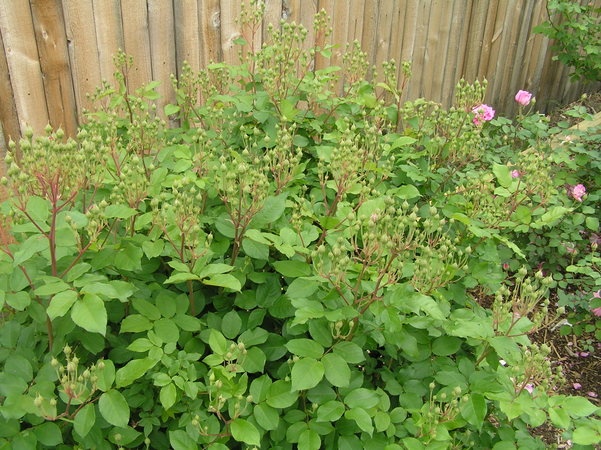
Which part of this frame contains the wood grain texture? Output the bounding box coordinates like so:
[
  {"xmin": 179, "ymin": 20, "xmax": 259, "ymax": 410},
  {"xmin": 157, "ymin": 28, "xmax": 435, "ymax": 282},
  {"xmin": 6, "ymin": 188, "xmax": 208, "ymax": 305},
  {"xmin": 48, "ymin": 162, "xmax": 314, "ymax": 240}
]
[
  {"xmin": 31, "ymin": 0, "xmax": 78, "ymax": 136},
  {"xmin": 0, "ymin": 1, "xmax": 49, "ymax": 131},
  {"xmin": 0, "ymin": 23, "xmax": 20, "ymax": 148}
]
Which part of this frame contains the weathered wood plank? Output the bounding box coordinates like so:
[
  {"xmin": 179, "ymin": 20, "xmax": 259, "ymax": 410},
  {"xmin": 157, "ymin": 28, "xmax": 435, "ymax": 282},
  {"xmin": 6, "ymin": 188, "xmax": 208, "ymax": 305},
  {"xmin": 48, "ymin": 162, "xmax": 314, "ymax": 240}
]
[
  {"xmin": 0, "ymin": 1, "xmax": 49, "ymax": 132},
  {"xmin": 31, "ymin": 0, "xmax": 78, "ymax": 136},
  {"xmin": 148, "ymin": 0, "xmax": 176, "ymax": 118},
  {"xmin": 62, "ymin": 0, "xmax": 102, "ymax": 118},
  {"xmin": 121, "ymin": 1, "xmax": 153, "ymax": 92},
  {"xmin": 0, "ymin": 23, "xmax": 21, "ymax": 146}
]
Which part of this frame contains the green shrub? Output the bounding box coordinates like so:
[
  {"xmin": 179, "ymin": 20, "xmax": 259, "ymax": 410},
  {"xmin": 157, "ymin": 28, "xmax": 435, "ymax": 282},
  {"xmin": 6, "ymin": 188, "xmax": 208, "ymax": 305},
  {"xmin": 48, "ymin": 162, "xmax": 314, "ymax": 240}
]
[
  {"xmin": 534, "ymin": 0, "xmax": 601, "ymax": 81},
  {"xmin": 0, "ymin": 5, "xmax": 600, "ymax": 449}
]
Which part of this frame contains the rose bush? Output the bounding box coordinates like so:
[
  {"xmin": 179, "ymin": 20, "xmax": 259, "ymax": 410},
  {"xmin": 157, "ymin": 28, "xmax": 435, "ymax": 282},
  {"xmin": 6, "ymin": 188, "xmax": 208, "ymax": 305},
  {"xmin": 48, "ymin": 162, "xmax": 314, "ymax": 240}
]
[{"xmin": 0, "ymin": 5, "xmax": 600, "ymax": 449}]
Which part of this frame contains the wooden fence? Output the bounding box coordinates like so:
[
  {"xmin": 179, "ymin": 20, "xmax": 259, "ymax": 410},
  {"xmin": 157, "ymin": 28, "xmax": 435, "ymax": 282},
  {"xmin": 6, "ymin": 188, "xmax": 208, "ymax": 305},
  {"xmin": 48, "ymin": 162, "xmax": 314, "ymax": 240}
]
[{"xmin": 1, "ymin": 0, "xmax": 600, "ymax": 150}]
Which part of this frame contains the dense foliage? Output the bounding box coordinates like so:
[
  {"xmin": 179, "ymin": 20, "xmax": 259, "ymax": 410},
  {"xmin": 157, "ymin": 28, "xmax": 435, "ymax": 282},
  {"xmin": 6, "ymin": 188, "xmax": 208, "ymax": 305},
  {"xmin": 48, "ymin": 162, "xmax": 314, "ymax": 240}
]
[
  {"xmin": 534, "ymin": 0, "xmax": 601, "ymax": 81},
  {"xmin": 1, "ymin": 6, "xmax": 600, "ymax": 449}
]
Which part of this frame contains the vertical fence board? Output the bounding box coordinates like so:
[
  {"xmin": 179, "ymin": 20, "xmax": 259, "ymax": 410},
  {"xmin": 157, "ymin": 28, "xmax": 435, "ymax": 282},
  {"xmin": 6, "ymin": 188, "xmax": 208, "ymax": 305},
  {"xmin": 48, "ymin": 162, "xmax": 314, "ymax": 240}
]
[
  {"xmin": 121, "ymin": 1, "xmax": 153, "ymax": 93},
  {"xmin": 31, "ymin": 0, "xmax": 78, "ymax": 136},
  {"xmin": 0, "ymin": 2, "xmax": 49, "ymax": 132},
  {"xmin": 0, "ymin": 26, "xmax": 19, "ymax": 148},
  {"xmin": 148, "ymin": 0, "xmax": 176, "ymax": 118},
  {"xmin": 62, "ymin": 0, "xmax": 102, "ymax": 118},
  {"xmin": 174, "ymin": 0, "xmax": 201, "ymax": 71},
  {"xmin": 92, "ymin": 0, "xmax": 122, "ymax": 83},
  {"xmin": 199, "ymin": 0, "xmax": 222, "ymax": 67},
  {"xmin": 220, "ymin": 0, "xmax": 244, "ymax": 65}
]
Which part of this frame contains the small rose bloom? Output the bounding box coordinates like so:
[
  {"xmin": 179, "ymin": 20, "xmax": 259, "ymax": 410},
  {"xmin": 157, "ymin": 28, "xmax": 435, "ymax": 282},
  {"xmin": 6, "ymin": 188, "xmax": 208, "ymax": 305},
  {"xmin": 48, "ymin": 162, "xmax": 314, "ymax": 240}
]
[
  {"xmin": 570, "ymin": 184, "xmax": 586, "ymax": 202},
  {"xmin": 524, "ymin": 383, "xmax": 534, "ymax": 394},
  {"xmin": 573, "ymin": 382, "xmax": 582, "ymax": 390},
  {"xmin": 515, "ymin": 90, "xmax": 533, "ymax": 106},
  {"xmin": 580, "ymin": 352, "xmax": 590, "ymax": 357},
  {"xmin": 593, "ymin": 290, "xmax": 601, "ymax": 299},
  {"xmin": 587, "ymin": 391, "xmax": 598, "ymax": 398},
  {"xmin": 472, "ymin": 104, "xmax": 495, "ymax": 126},
  {"xmin": 511, "ymin": 170, "xmax": 521, "ymax": 178},
  {"xmin": 591, "ymin": 306, "xmax": 601, "ymax": 317}
]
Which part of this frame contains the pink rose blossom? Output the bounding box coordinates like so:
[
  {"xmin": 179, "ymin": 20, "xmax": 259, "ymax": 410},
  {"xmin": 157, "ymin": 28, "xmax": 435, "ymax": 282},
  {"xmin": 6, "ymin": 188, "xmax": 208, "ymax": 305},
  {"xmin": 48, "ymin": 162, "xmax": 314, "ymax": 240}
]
[
  {"xmin": 580, "ymin": 352, "xmax": 590, "ymax": 357},
  {"xmin": 587, "ymin": 391, "xmax": 598, "ymax": 398},
  {"xmin": 569, "ymin": 184, "xmax": 586, "ymax": 202},
  {"xmin": 511, "ymin": 170, "xmax": 521, "ymax": 178},
  {"xmin": 472, "ymin": 104, "xmax": 495, "ymax": 126},
  {"xmin": 524, "ymin": 383, "xmax": 534, "ymax": 394},
  {"xmin": 515, "ymin": 90, "xmax": 533, "ymax": 106},
  {"xmin": 593, "ymin": 290, "xmax": 601, "ymax": 299},
  {"xmin": 573, "ymin": 383, "xmax": 582, "ymax": 390},
  {"xmin": 591, "ymin": 306, "xmax": 601, "ymax": 317}
]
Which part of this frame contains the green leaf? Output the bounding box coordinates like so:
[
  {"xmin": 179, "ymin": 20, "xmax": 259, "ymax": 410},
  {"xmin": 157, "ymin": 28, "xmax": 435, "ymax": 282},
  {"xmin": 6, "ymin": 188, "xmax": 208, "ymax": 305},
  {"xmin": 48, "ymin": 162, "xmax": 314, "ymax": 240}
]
[
  {"xmin": 26, "ymin": 196, "xmax": 50, "ymax": 223},
  {"xmin": 285, "ymin": 338, "xmax": 324, "ymax": 358},
  {"xmin": 13, "ymin": 234, "xmax": 47, "ymax": 265},
  {"xmin": 33, "ymin": 422, "xmax": 62, "ymax": 446},
  {"xmin": 316, "ymin": 400, "xmax": 345, "ymax": 422},
  {"xmin": 221, "ymin": 310, "xmax": 242, "ymax": 339},
  {"xmin": 332, "ymin": 341, "xmax": 365, "ymax": 363},
  {"xmin": 73, "ymin": 403, "xmax": 96, "ymax": 438},
  {"xmin": 492, "ymin": 163, "xmax": 512, "ymax": 188},
  {"xmin": 432, "ymin": 336, "xmax": 462, "ymax": 356},
  {"xmin": 242, "ymin": 238, "xmax": 270, "ymax": 260},
  {"xmin": 390, "ymin": 135, "xmax": 417, "ymax": 149},
  {"xmin": 154, "ymin": 318, "xmax": 180, "ymax": 343},
  {"xmin": 202, "ymin": 274, "xmax": 241, "ymax": 291},
  {"xmin": 344, "ymin": 388, "xmax": 380, "ymax": 409},
  {"xmin": 394, "ymin": 184, "xmax": 421, "ymax": 200},
  {"xmin": 47, "ymin": 290, "xmax": 78, "ymax": 320},
  {"xmin": 254, "ymin": 403, "xmax": 280, "ymax": 430},
  {"xmin": 345, "ymin": 407, "xmax": 374, "ymax": 435},
  {"xmin": 164, "ymin": 271, "xmax": 201, "ymax": 284},
  {"xmin": 286, "ymin": 277, "xmax": 320, "ymax": 299},
  {"xmin": 549, "ymin": 406, "xmax": 571, "ymax": 429},
  {"xmin": 114, "ymin": 242, "xmax": 143, "ymax": 271},
  {"xmin": 71, "ymin": 293, "xmax": 107, "ymax": 335},
  {"xmin": 196, "ymin": 263, "xmax": 234, "ymax": 278},
  {"xmin": 169, "ymin": 429, "xmax": 197, "ymax": 450},
  {"xmin": 99, "ymin": 390, "xmax": 130, "ymax": 428},
  {"xmin": 572, "ymin": 424, "xmax": 601, "ymax": 445},
  {"xmin": 6, "ymin": 291, "xmax": 31, "ymax": 311},
  {"xmin": 273, "ymin": 260, "xmax": 311, "ymax": 277},
  {"xmin": 120, "ymin": 314, "xmax": 153, "ymax": 333},
  {"xmin": 160, "ymin": 383, "xmax": 177, "ymax": 410},
  {"xmin": 164, "ymin": 103, "xmax": 180, "ymax": 115},
  {"xmin": 115, "ymin": 358, "xmax": 158, "ymax": 388},
  {"xmin": 291, "ymin": 358, "xmax": 324, "ymax": 391},
  {"xmin": 460, "ymin": 393, "xmax": 487, "ymax": 428},
  {"xmin": 34, "ymin": 278, "xmax": 70, "ymax": 296},
  {"xmin": 230, "ymin": 418, "xmax": 260, "ymax": 447},
  {"xmin": 142, "ymin": 240, "xmax": 164, "ymax": 259},
  {"xmin": 251, "ymin": 194, "xmax": 287, "ymax": 227},
  {"xmin": 322, "ymin": 352, "xmax": 351, "ymax": 387},
  {"xmin": 208, "ymin": 329, "xmax": 228, "ymax": 354},
  {"xmin": 104, "ymin": 204, "xmax": 137, "ymax": 219},
  {"xmin": 298, "ymin": 428, "xmax": 321, "ymax": 450},
  {"xmin": 561, "ymin": 396, "xmax": 599, "ymax": 417},
  {"xmin": 266, "ymin": 380, "xmax": 298, "ymax": 408},
  {"xmin": 96, "ymin": 359, "xmax": 115, "ymax": 392}
]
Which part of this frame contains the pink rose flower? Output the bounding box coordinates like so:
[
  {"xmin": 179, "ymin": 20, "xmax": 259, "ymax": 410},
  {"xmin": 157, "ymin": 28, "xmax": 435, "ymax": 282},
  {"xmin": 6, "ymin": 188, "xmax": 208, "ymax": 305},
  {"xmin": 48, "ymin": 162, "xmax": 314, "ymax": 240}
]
[
  {"xmin": 593, "ymin": 290, "xmax": 601, "ymax": 299},
  {"xmin": 472, "ymin": 104, "xmax": 495, "ymax": 126},
  {"xmin": 569, "ymin": 184, "xmax": 586, "ymax": 202},
  {"xmin": 515, "ymin": 90, "xmax": 533, "ymax": 106},
  {"xmin": 511, "ymin": 170, "xmax": 521, "ymax": 178},
  {"xmin": 573, "ymin": 382, "xmax": 582, "ymax": 390},
  {"xmin": 591, "ymin": 306, "xmax": 601, "ymax": 317}
]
